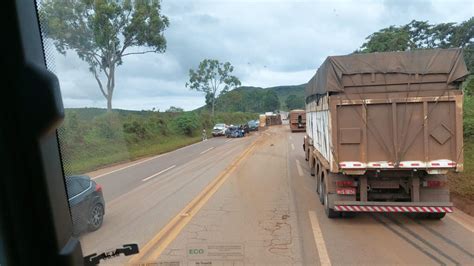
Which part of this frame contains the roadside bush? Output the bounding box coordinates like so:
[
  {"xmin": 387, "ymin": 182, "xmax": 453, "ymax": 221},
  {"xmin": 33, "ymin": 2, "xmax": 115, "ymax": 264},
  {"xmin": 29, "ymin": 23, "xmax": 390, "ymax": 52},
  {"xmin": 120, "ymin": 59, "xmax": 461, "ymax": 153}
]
[
  {"xmin": 464, "ymin": 95, "xmax": 474, "ymax": 139},
  {"xmin": 172, "ymin": 112, "xmax": 200, "ymax": 136}
]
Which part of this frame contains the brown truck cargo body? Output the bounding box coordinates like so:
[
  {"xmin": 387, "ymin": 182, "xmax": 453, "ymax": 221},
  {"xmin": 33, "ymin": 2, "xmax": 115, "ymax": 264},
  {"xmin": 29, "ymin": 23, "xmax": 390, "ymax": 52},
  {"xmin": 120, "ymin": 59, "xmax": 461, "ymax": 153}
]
[
  {"xmin": 266, "ymin": 114, "xmax": 282, "ymax": 126},
  {"xmin": 303, "ymin": 49, "xmax": 469, "ymax": 218},
  {"xmin": 289, "ymin": 109, "xmax": 306, "ymax": 132}
]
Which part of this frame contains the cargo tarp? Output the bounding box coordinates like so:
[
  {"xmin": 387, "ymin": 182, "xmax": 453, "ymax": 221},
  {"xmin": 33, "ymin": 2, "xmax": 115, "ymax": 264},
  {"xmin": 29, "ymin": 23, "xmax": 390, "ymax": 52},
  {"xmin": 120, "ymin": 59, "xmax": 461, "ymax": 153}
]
[{"xmin": 305, "ymin": 48, "xmax": 469, "ymax": 98}]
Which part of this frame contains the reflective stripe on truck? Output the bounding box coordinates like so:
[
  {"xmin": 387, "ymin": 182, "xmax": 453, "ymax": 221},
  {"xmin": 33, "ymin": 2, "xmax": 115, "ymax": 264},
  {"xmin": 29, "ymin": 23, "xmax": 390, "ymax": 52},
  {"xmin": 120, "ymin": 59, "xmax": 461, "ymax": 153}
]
[
  {"xmin": 339, "ymin": 160, "xmax": 457, "ymax": 169},
  {"xmin": 334, "ymin": 201, "xmax": 453, "ymax": 213},
  {"xmin": 334, "ymin": 205, "xmax": 453, "ymax": 213}
]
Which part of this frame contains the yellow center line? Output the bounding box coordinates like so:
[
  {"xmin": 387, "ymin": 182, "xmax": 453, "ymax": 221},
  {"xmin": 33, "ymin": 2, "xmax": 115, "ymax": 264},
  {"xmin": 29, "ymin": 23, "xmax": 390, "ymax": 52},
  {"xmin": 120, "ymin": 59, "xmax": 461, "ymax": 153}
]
[{"xmin": 128, "ymin": 135, "xmax": 261, "ymax": 264}]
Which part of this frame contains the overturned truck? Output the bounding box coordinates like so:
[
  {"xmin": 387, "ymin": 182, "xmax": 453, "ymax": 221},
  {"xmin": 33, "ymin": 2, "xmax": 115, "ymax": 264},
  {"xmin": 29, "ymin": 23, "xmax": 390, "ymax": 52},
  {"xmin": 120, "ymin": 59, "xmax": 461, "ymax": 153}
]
[{"xmin": 303, "ymin": 49, "xmax": 468, "ymax": 219}]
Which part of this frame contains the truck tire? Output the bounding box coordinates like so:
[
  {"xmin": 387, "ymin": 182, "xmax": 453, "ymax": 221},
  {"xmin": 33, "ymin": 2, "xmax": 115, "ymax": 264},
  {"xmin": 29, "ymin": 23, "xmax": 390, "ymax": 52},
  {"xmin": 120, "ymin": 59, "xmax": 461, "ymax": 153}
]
[
  {"xmin": 428, "ymin": 213, "xmax": 446, "ymax": 219},
  {"xmin": 310, "ymin": 158, "xmax": 316, "ymax": 177},
  {"xmin": 322, "ymin": 178, "xmax": 340, "ymax": 218},
  {"xmin": 318, "ymin": 178, "xmax": 324, "ymax": 204}
]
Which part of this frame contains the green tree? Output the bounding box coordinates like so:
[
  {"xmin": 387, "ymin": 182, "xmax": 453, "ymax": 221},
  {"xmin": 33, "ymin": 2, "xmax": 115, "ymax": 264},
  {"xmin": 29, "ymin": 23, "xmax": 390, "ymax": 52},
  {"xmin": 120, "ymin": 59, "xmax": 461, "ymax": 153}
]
[
  {"xmin": 173, "ymin": 113, "xmax": 199, "ymax": 136},
  {"xmin": 186, "ymin": 59, "xmax": 241, "ymax": 116},
  {"xmin": 285, "ymin": 94, "xmax": 304, "ymax": 110},
  {"xmin": 464, "ymin": 76, "xmax": 474, "ymax": 96},
  {"xmin": 358, "ymin": 18, "xmax": 473, "ymax": 71},
  {"xmin": 39, "ymin": 0, "xmax": 169, "ymax": 111},
  {"xmin": 166, "ymin": 106, "xmax": 184, "ymax": 112},
  {"xmin": 263, "ymin": 91, "xmax": 280, "ymax": 112}
]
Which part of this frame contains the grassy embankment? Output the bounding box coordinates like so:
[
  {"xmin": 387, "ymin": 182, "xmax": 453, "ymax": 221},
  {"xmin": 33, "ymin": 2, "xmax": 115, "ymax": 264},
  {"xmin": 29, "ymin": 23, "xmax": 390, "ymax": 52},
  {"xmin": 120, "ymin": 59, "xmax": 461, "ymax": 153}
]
[
  {"xmin": 60, "ymin": 108, "xmax": 257, "ymax": 175},
  {"xmin": 449, "ymin": 95, "xmax": 474, "ymax": 200}
]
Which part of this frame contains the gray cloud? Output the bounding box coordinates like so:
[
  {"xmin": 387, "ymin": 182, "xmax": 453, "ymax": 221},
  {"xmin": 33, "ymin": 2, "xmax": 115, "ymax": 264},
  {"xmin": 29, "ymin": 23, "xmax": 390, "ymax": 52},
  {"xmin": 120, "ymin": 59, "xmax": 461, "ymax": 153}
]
[{"xmin": 49, "ymin": 0, "xmax": 473, "ymax": 111}]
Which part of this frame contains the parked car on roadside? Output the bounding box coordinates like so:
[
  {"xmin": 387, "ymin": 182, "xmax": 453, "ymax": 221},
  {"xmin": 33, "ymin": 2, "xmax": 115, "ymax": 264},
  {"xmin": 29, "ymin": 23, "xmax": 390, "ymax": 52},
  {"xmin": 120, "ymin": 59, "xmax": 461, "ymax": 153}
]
[
  {"xmin": 226, "ymin": 125, "xmax": 243, "ymax": 138},
  {"xmin": 247, "ymin": 120, "xmax": 259, "ymax": 131},
  {"xmin": 212, "ymin": 123, "xmax": 227, "ymax": 136},
  {"xmin": 66, "ymin": 175, "xmax": 105, "ymax": 235}
]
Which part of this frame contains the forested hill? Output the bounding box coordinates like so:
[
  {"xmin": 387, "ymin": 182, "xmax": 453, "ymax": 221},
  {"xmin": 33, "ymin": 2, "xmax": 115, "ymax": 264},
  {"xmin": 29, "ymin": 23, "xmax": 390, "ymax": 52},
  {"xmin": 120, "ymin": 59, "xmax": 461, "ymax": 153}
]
[{"xmin": 209, "ymin": 84, "xmax": 306, "ymax": 113}]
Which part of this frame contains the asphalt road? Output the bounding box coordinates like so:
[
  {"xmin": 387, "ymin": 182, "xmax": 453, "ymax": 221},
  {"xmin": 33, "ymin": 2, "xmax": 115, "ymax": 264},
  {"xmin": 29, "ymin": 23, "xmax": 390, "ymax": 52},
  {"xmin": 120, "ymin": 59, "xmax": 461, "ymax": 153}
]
[
  {"xmin": 80, "ymin": 132, "xmax": 258, "ymax": 260},
  {"xmin": 79, "ymin": 126, "xmax": 474, "ymax": 265}
]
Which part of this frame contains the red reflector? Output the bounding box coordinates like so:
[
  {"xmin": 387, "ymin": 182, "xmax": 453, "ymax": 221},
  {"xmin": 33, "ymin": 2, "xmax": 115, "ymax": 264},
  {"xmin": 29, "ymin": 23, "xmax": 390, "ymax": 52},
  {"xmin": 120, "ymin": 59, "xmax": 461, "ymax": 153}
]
[
  {"xmin": 372, "ymin": 163, "xmax": 381, "ymax": 167},
  {"xmin": 431, "ymin": 163, "xmax": 440, "ymax": 166},
  {"xmin": 95, "ymin": 184, "xmax": 102, "ymax": 192},
  {"xmin": 339, "ymin": 163, "xmax": 346, "ymax": 167},
  {"xmin": 411, "ymin": 163, "xmax": 420, "ymax": 166},
  {"xmin": 336, "ymin": 180, "xmax": 355, "ymax": 187},
  {"xmin": 388, "ymin": 163, "xmax": 394, "ymax": 166},
  {"xmin": 337, "ymin": 188, "xmax": 356, "ymax": 195},
  {"xmin": 427, "ymin": 181, "xmax": 443, "ymax": 188},
  {"xmin": 448, "ymin": 162, "xmax": 456, "ymax": 166},
  {"xmin": 353, "ymin": 163, "xmax": 362, "ymax": 167}
]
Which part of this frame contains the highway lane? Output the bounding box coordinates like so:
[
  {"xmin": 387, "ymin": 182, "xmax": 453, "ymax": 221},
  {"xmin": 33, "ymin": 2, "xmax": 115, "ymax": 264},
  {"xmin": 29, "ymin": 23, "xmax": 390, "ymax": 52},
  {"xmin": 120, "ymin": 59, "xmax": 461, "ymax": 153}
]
[
  {"xmin": 155, "ymin": 125, "xmax": 473, "ymax": 265},
  {"xmin": 79, "ymin": 133, "xmax": 258, "ymax": 260},
  {"xmin": 77, "ymin": 125, "xmax": 473, "ymax": 265},
  {"xmin": 87, "ymin": 136, "xmax": 244, "ymax": 202}
]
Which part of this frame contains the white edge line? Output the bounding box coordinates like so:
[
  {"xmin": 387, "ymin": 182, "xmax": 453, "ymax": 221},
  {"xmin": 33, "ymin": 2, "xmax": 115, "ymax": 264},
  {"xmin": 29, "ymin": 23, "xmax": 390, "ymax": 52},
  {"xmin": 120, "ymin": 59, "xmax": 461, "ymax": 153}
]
[
  {"xmin": 92, "ymin": 154, "xmax": 163, "ymax": 180},
  {"xmin": 142, "ymin": 165, "xmax": 176, "ymax": 182},
  {"xmin": 200, "ymin": 147, "xmax": 215, "ymax": 155},
  {"xmin": 308, "ymin": 211, "xmax": 332, "ymax": 266},
  {"xmin": 296, "ymin": 159, "xmax": 303, "ymax": 177},
  {"xmin": 92, "ymin": 140, "xmax": 204, "ymax": 180},
  {"xmin": 289, "ymin": 135, "xmax": 293, "ymax": 140},
  {"xmin": 291, "ymin": 143, "xmax": 295, "ymax": 150},
  {"xmin": 225, "ymin": 139, "xmax": 232, "ymax": 143},
  {"xmin": 448, "ymin": 210, "xmax": 474, "ymax": 233}
]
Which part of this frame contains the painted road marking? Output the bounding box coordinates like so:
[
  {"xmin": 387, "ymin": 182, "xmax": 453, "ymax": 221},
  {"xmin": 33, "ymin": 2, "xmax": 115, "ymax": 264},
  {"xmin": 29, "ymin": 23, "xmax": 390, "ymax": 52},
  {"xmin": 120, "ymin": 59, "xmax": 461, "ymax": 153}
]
[
  {"xmin": 93, "ymin": 154, "xmax": 164, "ymax": 180},
  {"xmin": 291, "ymin": 143, "xmax": 295, "ymax": 150},
  {"xmin": 309, "ymin": 211, "xmax": 332, "ymax": 266},
  {"xmin": 296, "ymin": 159, "xmax": 303, "ymax": 177},
  {"xmin": 200, "ymin": 147, "xmax": 215, "ymax": 154},
  {"xmin": 142, "ymin": 165, "xmax": 176, "ymax": 182},
  {"xmin": 91, "ymin": 140, "xmax": 205, "ymax": 180},
  {"xmin": 225, "ymin": 139, "xmax": 232, "ymax": 143},
  {"xmin": 129, "ymin": 136, "xmax": 260, "ymax": 263},
  {"xmin": 448, "ymin": 208, "xmax": 474, "ymax": 233},
  {"xmin": 289, "ymin": 135, "xmax": 293, "ymax": 140}
]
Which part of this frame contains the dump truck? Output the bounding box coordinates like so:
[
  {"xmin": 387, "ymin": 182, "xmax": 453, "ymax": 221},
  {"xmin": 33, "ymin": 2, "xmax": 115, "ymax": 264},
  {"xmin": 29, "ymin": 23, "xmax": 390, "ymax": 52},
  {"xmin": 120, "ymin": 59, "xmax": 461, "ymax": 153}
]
[
  {"xmin": 265, "ymin": 112, "xmax": 282, "ymax": 126},
  {"xmin": 289, "ymin": 109, "xmax": 306, "ymax": 132},
  {"xmin": 303, "ymin": 48, "xmax": 468, "ymax": 219}
]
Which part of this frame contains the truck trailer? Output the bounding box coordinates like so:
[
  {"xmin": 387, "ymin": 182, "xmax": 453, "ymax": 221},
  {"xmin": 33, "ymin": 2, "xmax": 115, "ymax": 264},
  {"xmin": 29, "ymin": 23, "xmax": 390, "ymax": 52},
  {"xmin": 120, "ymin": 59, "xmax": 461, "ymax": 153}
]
[
  {"xmin": 303, "ymin": 48, "xmax": 468, "ymax": 219},
  {"xmin": 289, "ymin": 109, "xmax": 306, "ymax": 132}
]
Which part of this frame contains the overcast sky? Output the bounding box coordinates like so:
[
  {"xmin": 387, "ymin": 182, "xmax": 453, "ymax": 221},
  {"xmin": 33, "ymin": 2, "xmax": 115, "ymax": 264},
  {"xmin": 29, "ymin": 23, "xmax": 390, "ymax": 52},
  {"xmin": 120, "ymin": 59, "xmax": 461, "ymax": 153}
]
[{"xmin": 46, "ymin": 0, "xmax": 473, "ymax": 111}]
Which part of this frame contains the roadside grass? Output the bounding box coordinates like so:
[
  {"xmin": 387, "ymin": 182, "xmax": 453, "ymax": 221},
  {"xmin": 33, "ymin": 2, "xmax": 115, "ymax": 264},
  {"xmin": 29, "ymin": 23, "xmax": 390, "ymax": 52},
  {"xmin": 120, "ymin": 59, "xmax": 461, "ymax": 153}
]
[
  {"xmin": 60, "ymin": 109, "xmax": 257, "ymax": 175},
  {"xmin": 66, "ymin": 135, "xmax": 202, "ymax": 174},
  {"xmin": 448, "ymin": 95, "xmax": 474, "ymax": 200},
  {"xmin": 448, "ymin": 138, "xmax": 474, "ymax": 200}
]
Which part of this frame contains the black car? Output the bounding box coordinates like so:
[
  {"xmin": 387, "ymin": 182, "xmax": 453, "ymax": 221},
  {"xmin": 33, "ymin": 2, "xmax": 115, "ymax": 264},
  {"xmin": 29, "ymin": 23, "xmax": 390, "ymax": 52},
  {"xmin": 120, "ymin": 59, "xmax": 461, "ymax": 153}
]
[
  {"xmin": 247, "ymin": 120, "xmax": 259, "ymax": 131},
  {"xmin": 65, "ymin": 175, "xmax": 105, "ymax": 235},
  {"xmin": 225, "ymin": 126, "xmax": 239, "ymax": 138}
]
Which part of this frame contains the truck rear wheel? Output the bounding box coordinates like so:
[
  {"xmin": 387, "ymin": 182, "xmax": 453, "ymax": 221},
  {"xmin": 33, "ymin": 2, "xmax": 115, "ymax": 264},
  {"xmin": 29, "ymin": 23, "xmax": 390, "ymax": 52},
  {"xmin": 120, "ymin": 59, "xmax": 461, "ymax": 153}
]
[
  {"xmin": 428, "ymin": 213, "xmax": 446, "ymax": 219},
  {"xmin": 318, "ymin": 178, "xmax": 324, "ymax": 203}
]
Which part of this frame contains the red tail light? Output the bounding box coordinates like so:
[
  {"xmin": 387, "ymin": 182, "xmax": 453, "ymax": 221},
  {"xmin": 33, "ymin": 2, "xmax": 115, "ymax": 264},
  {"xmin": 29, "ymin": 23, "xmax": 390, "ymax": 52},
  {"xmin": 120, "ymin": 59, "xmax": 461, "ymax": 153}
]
[
  {"xmin": 426, "ymin": 180, "xmax": 446, "ymax": 187},
  {"xmin": 336, "ymin": 180, "xmax": 356, "ymax": 187},
  {"xmin": 95, "ymin": 184, "xmax": 102, "ymax": 192},
  {"xmin": 423, "ymin": 180, "xmax": 445, "ymax": 188}
]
